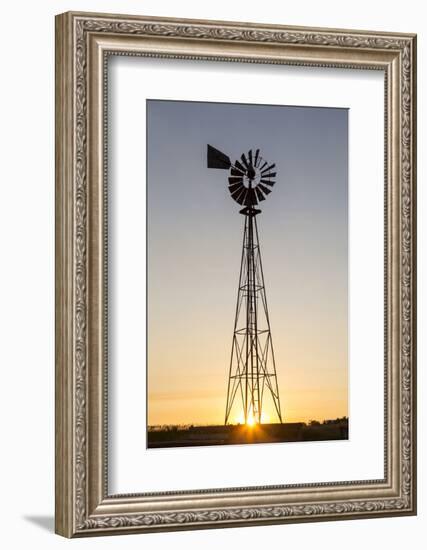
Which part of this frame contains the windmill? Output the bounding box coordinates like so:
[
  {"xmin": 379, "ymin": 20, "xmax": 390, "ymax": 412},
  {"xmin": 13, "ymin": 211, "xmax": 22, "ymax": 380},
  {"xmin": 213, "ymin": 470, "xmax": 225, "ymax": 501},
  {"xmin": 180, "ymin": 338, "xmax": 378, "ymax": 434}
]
[{"xmin": 207, "ymin": 144, "xmax": 283, "ymax": 426}]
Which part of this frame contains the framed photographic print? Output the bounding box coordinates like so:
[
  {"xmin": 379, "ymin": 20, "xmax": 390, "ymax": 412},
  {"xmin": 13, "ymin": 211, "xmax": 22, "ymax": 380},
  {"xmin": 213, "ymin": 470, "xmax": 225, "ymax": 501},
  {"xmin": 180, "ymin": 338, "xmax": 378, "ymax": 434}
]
[
  {"xmin": 146, "ymin": 100, "xmax": 349, "ymax": 450},
  {"xmin": 55, "ymin": 11, "xmax": 417, "ymax": 537}
]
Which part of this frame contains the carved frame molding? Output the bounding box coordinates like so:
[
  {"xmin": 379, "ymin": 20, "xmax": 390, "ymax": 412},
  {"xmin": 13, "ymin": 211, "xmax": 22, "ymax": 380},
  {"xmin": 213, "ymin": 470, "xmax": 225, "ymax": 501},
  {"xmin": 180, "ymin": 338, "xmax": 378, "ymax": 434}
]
[{"xmin": 55, "ymin": 11, "xmax": 416, "ymax": 537}]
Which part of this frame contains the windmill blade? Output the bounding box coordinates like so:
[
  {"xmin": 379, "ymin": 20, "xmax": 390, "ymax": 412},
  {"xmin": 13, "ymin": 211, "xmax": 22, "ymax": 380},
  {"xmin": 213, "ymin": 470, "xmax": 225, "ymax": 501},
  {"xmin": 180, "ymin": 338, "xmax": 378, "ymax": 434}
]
[
  {"xmin": 251, "ymin": 188, "xmax": 259, "ymax": 205},
  {"xmin": 260, "ymin": 179, "xmax": 276, "ymax": 187},
  {"xmin": 207, "ymin": 144, "xmax": 231, "ymax": 169},
  {"xmin": 238, "ymin": 190, "xmax": 249, "ymax": 205},
  {"xmin": 234, "ymin": 159, "xmax": 246, "ymax": 173},
  {"xmin": 262, "ymin": 172, "xmax": 277, "ymax": 179},
  {"xmin": 230, "ymin": 166, "xmax": 244, "ymax": 176},
  {"xmin": 228, "ymin": 182, "xmax": 244, "ymax": 194},
  {"xmin": 260, "ymin": 160, "xmax": 268, "ymax": 171},
  {"xmin": 230, "ymin": 186, "xmax": 243, "ymax": 200},
  {"xmin": 258, "ymin": 183, "xmax": 271, "ymax": 195},
  {"xmin": 228, "ymin": 176, "xmax": 244, "ymax": 185},
  {"xmin": 261, "ymin": 163, "xmax": 275, "ymax": 174},
  {"xmin": 236, "ymin": 188, "xmax": 248, "ymax": 205},
  {"xmin": 231, "ymin": 186, "xmax": 247, "ymax": 205},
  {"xmin": 245, "ymin": 188, "xmax": 258, "ymax": 206},
  {"xmin": 248, "ymin": 149, "xmax": 253, "ymax": 166},
  {"xmin": 255, "ymin": 187, "xmax": 266, "ymax": 202},
  {"xmin": 240, "ymin": 153, "xmax": 249, "ymax": 169},
  {"xmin": 254, "ymin": 149, "xmax": 260, "ymax": 167}
]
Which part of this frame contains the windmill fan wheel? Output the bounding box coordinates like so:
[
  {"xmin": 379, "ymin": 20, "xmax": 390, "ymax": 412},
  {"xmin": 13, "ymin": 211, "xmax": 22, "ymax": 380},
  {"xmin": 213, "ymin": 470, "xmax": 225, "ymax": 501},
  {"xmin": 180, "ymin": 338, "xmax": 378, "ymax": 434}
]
[{"xmin": 228, "ymin": 149, "xmax": 276, "ymax": 206}]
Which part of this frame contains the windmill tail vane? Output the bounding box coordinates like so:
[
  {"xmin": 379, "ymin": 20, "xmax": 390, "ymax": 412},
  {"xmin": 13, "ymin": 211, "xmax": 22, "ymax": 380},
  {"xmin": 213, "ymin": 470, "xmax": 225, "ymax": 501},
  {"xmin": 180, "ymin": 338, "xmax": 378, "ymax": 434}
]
[{"xmin": 207, "ymin": 144, "xmax": 283, "ymax": 426}]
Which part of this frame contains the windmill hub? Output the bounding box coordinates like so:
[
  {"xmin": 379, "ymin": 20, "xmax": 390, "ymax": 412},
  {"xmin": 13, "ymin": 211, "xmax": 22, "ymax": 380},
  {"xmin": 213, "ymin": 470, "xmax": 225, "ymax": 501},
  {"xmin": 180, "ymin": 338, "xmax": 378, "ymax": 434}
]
[
  {"xmin": 243, "ymin": 167, "xmax": 259, "ymax": 188},
  {"xmin": 246, "ymin": 166, "xmax": 256, "ymax": 181}
]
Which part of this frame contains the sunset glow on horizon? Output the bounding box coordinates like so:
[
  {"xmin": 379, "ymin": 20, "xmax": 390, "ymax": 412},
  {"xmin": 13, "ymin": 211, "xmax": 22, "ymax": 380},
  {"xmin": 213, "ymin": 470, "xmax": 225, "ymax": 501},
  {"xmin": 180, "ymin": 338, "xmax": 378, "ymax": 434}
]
[{"xmin": 147, "ymin": 100, "xmax": 348, "ymax": 427}]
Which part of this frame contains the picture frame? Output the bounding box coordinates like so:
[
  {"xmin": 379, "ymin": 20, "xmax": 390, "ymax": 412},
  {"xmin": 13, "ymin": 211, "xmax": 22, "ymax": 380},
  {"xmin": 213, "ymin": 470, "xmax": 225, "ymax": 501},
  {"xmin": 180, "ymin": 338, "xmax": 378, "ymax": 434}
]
[{"xmin": 55, "ymin": 11, "xmax": 417, "ymax": 537}]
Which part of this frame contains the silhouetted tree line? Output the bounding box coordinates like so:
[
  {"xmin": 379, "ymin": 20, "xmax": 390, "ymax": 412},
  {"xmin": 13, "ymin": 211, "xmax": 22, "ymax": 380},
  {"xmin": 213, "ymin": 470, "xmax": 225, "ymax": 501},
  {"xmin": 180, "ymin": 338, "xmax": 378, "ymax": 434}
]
[{"xmin": 309, "ymin": 416, "xmax": 348, "ymax": 427}]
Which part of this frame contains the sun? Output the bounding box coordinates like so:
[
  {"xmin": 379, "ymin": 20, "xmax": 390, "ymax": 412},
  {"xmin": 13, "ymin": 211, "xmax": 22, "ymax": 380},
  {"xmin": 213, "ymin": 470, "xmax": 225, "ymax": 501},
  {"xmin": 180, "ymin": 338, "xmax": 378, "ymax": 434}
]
[
  {"xmin": 235, "ymin": 411, "xmax": 258, "ymax": 426},
  {"xmin": 246, "ymin": 414, "xmax": 256, "ymax": 427}
]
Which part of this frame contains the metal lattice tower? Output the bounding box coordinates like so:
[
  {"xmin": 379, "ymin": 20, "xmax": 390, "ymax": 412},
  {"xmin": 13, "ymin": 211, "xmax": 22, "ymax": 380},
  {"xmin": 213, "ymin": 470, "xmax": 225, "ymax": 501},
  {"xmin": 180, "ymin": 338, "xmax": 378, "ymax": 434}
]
[{"xmin": 207, "ymin": 144, "xmax": 283, "ymax": 425}]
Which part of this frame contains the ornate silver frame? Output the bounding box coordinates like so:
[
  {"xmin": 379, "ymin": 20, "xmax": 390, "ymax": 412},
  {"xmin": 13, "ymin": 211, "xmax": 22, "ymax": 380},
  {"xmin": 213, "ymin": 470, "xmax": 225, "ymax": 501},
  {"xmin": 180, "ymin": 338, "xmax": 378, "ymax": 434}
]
[{"xmin": 55, "ymin": 11, "xmax": 417, "ymax": 537}]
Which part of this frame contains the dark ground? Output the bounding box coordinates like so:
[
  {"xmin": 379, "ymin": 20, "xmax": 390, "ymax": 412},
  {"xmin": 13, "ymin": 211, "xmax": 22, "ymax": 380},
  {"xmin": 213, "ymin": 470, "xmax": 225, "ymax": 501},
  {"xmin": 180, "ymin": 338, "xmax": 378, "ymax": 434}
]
[{"xmin": 147, "ymin": 419, "xmax": 349, "ymax": 448}]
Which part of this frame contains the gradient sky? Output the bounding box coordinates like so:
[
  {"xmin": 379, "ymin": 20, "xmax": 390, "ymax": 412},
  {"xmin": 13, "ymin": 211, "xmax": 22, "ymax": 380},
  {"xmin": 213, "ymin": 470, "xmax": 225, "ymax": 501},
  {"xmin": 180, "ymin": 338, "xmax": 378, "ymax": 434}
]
[{"xmin": 147, "ymin": 100, "xmax": 348, "ymax": 426}]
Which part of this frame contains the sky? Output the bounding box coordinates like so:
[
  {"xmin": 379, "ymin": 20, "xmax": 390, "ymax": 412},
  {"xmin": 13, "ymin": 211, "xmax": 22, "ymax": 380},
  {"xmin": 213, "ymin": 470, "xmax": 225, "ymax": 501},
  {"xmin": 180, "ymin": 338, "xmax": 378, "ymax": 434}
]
[{"xmin": 147, "ymin": 99, "xmax": 348, "ymax": 426}]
